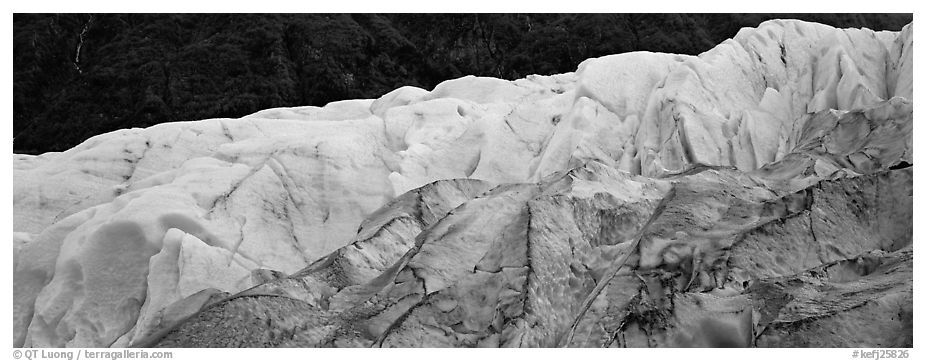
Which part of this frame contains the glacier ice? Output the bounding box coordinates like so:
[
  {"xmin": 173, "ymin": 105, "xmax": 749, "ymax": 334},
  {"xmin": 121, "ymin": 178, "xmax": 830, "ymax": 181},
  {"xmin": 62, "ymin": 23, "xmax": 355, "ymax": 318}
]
[{"xmin": 12, "ymin": 20, "xmax": 913, "ymax": 347}]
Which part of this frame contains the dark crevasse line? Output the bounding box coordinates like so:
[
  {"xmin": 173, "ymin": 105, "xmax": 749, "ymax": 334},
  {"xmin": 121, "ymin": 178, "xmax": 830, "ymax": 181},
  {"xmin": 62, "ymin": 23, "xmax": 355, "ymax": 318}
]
[{"xmin": 557, "ymin": 186, "xmax": 678, "ymax": 347}]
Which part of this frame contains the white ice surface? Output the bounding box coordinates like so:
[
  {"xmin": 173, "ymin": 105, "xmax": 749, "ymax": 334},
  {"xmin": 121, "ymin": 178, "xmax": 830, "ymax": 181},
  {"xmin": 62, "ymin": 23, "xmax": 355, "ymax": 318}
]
[{"xmin": 12, "ymin": 20, "xmax": 913, "ymax": 347}]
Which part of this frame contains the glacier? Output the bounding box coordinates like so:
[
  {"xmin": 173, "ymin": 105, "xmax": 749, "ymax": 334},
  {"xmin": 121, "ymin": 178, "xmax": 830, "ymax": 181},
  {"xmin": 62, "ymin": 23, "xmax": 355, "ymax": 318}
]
[{"xmin": 12, "ymin": 19, "xmax": 912, "ymax": 347}]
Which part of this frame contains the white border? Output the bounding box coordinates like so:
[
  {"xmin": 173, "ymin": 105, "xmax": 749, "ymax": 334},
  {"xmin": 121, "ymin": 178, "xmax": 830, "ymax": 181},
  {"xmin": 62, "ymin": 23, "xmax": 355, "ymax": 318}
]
[
  {"xmin": 6, "ymin": 1, "xmax": 921, "ymax": 14},
  {"xmin": 4, "ymin": 5, "xmax": 922, "ymax": 360}
]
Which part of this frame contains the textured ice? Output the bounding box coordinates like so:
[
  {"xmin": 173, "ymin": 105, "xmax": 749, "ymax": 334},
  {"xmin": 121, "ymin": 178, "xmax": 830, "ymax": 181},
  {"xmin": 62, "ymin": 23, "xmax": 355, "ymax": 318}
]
[{"xmin": 13, "ymin": 20, "xmax": 913, "ymax": 347}]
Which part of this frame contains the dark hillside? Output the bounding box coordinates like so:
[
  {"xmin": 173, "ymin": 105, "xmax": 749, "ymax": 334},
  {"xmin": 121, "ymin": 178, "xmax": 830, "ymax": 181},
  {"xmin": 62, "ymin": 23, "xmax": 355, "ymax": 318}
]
[{"xmin": 13, "ymin": 13, "xmax": 912, "ymax": 154}]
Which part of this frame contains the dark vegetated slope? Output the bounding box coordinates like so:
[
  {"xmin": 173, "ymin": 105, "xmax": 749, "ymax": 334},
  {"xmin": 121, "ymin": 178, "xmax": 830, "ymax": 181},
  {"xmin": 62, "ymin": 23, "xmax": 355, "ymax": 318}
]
[{"xmin": 13, "ymin": 13, "xmax": 912, "ymax": 154}]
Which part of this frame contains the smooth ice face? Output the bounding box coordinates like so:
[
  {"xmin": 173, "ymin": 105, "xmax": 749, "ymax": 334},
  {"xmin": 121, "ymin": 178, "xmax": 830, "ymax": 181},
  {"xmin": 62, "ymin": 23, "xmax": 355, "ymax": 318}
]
[{"xmin": 13, "ymin": 20, "xmax": 913, "ymax": 347}]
